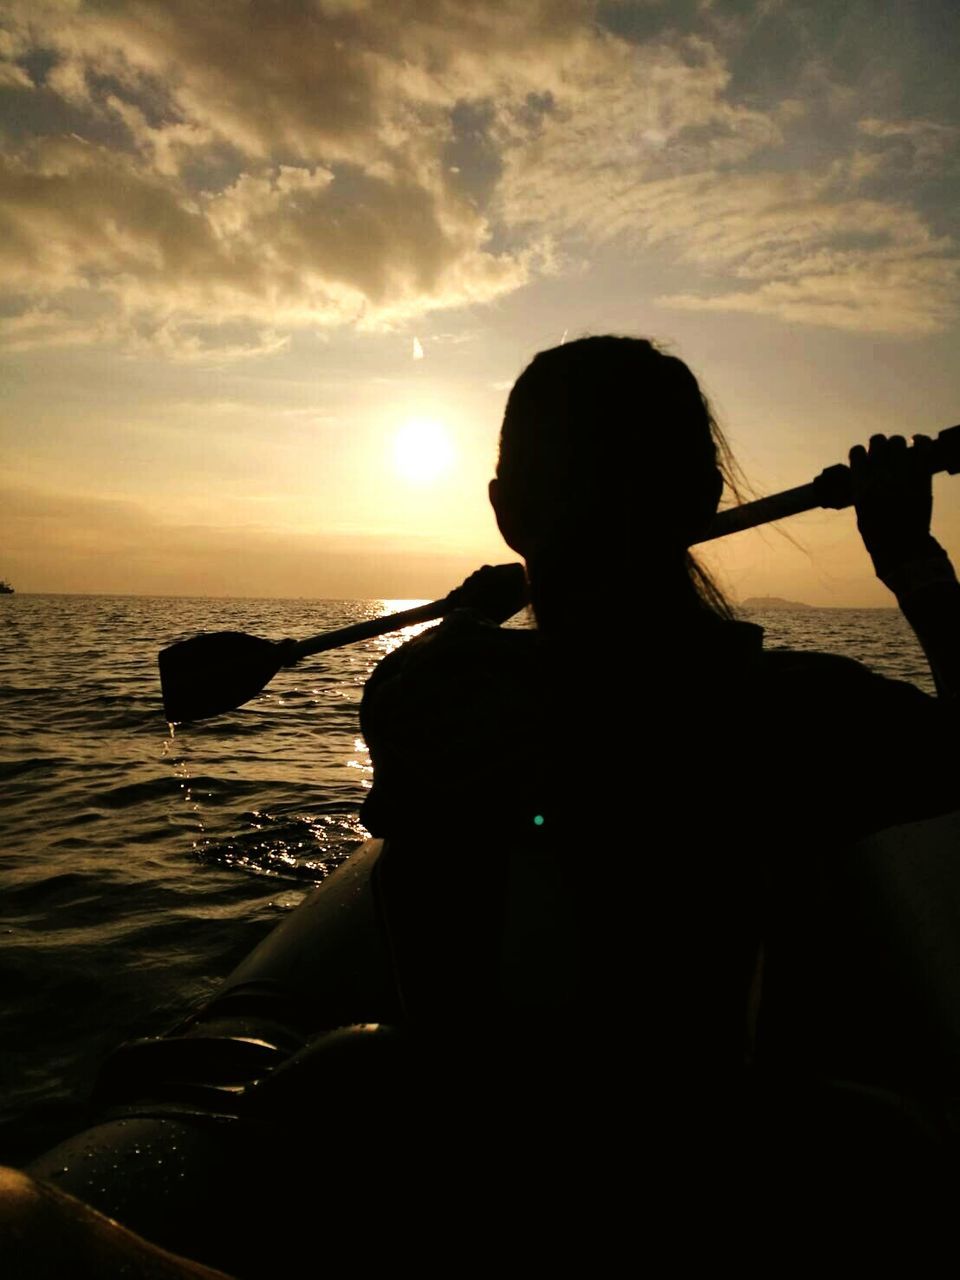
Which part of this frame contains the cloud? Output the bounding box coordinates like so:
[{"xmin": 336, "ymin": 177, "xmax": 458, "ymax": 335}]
[
  {"xmin": 0, "ymin": 135, "xmax": 218, "ymax": 296},
  {"xmin": 127, "ymin": 321, "xmax": 292, "ymax": 366},
  {"xmin": 0, "ymin": 59, "xmax": 32, "ymax": 89},
  {"xmin": 0, "ymin": 301, "xmax": 115, "ymax": 351},
  {"xmin": 495, "ymin": 32, "xmax": 786, "ymax": 233},
  {"xmin": 857, "ymin": 116, "xmax": 960, "ymax": 178},
  {"xmin": 0, "ymin": 134, "xmax": 529, "ymax": 338},
  {"xmin": 659, "ymin": 269, "xmax": 957, "ymax": 337},
  {"xmin": 0, "ymin": 1, "xmax": 556, "ymax": 344},
  {"xmin": 492, "ymin": 36, "xmax": 959, "ymax": 335},
  {"xmin": 0, "ymin": 0, "xmax": 957, "ymax": 348},
  {"xmin": 22, "ymin": 0, "xmax": 584, "ymax": 166},
  {"xmin": 640, "ymin": 168, "xmax": 960, "ymax": 333}
]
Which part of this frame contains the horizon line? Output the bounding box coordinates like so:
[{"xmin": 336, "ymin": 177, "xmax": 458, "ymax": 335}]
[{"xmin": 1, "ymin": 589, "xmax": 901, "ymax": 609}]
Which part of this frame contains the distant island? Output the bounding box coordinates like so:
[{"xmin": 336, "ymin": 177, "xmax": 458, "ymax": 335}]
[
  {"xmin": 740, "ymin": 595, "xmax": 815, "ymax": 610},
  {"xmin": 0, "ymin": 580, "xmax": 13, "ymax": 595}
]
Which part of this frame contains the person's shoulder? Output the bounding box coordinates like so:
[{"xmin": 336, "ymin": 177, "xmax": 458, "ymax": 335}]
[
  {"xmin": 371, "ymin": 611, "xmax": 535, "ymax": 674},
  {"xmin": 758, "ymin": 645, "xmax": 934, "ymax": 707},
  {"xmin": 362, "ymin": 611, "xmax": 538, "ymax": 708}
]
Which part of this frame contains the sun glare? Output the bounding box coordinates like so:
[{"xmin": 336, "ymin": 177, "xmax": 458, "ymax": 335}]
[{"xmin": 393, "ymin": 417, "xmax": 455, "ymax": 484}]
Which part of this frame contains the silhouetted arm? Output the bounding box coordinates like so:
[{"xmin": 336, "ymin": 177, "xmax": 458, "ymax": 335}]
[
  {"xmin": 444, "ymin": 562, "xmax": 529, "ymax": 623},
  {"xmin": 851, "ymin": 434, "xmax": 960, "ymax": 698},
  {"xmin": 881, "ymin": 562, "xmax": 960, "ymax": 699}
]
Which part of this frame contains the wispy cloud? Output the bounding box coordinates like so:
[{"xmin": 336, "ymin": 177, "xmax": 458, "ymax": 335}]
[
  {"xmin": 0, "ymin": 301, "xmax": 117, "ymax": 350},
  {"xmin": 644, "ymin": 169, "xmax": 959, "ymax": 333},
  {"xmin": 493, "ymin": 32, "xmax": 959, "ymax": 335}
]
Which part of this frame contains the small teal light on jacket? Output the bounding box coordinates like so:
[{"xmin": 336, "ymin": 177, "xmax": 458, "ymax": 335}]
[{"xmin": 533, "ymin": 814, "xmax": 545, "ymax": 827}]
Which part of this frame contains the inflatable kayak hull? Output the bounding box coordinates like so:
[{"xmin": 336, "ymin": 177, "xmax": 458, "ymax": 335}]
[{"xmin": 25, "ymin": 810, "xmax": 960, "ymax": 1269}]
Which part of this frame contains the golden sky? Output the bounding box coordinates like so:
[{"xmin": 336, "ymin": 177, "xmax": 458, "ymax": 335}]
[{"xmin": 1, "ymin": 0, "xmax": 958, "ymax": 603}]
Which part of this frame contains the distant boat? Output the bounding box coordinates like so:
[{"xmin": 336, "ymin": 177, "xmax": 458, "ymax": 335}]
[{"xmin": 0, "ymin": 580, "xmax": 14, "ymax": 594}]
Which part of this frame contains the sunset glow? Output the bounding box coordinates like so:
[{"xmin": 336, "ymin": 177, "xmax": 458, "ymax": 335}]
[
  {"xmin": 393, "ymin": 419, "xmax": 455, "ymax": 486},
  {"xmin": 0, "ymin": 1, "xmax": 956, "ymax": 603}
]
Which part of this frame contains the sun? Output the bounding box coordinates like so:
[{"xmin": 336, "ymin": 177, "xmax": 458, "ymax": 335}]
[{"xmin": 393, "ymin": 417, "xmax": 455, "ymax": 484}]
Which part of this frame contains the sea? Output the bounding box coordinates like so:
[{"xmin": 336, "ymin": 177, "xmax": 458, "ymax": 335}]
[{"xmin": 0, "ymin": 593, "xmax": 936, "ymax": 1165}]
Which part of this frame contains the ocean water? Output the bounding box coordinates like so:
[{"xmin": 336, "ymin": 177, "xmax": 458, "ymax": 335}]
[{"xmin": 0, "ymin": 594, "xmax": 934, "ymax": 1163}]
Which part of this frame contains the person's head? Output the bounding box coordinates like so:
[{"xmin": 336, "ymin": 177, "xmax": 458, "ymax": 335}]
[{"xmin": 489, "ymin": 336, "xmax": 736, "ymax": 624}]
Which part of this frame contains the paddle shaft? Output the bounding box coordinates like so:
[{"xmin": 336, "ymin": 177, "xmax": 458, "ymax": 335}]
[
  {"xmin": 698, "ymin": 423, "xmax": 960, "ymax": 544},
  {"xmin": 285, "ymin": 596, "xmax": 454, "ymax": 665}
]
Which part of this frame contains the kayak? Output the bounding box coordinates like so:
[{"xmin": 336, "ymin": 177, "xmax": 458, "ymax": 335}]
[
  {"xmin": 24, "ymin": 836, "xmax": 582, "ymax": 1273},
  {"xmin": 24, "ymin": 839, "xmax": 405, "ymax": 1274},
  {"xmin": 24, "ymin": 808, "xmax": 960, "ymax": 1269}
]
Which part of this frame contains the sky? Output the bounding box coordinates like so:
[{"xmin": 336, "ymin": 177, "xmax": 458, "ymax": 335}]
[{"xmin": 1, "ymin": 0, "xmax": 958, "ymax": 604}]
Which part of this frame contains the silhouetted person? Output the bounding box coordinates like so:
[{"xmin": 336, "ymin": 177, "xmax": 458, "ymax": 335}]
[
  {"xmin": 4, "ymin": 336, "xmax": 958, "ymax": 1271},
  {"xmin": 360, "ymin": 335, "xmax": 960, "ymax": 1168}
]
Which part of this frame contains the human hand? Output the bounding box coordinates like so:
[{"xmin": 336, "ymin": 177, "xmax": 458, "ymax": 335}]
[
  {"xmin": 849, "ymin": 433, "xmax": 938, "ymax": 576},
  {"xmin": 447, "ymin": 563, "xmax": 528, "ymax": 623}
]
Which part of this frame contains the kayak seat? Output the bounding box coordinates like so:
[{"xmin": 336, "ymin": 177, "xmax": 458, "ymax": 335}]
[{"xmin": 92, "ymin": 1032, "xmax": 291, "ymax": 1114}]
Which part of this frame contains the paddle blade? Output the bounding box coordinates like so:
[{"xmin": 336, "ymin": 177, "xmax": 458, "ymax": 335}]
[{"xmin": 159, "ymin": 631, "xmax": 293, "ymax": 723}]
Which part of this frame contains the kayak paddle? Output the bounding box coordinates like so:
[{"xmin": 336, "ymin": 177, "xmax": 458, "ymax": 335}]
[
  {"xmin": 159, "ymin": 564, "xmax": 527, "ymax": 723},
  {"xmin": 699, "ymin": 422, "xmax": 960, "ymax": 543},
  {"xmin": 161, "ymin": 425, "xmax": 959, "ymax": 723}
]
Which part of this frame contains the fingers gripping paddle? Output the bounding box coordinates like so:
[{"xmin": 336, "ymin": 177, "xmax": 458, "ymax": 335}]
[
  {"xmin": 699, "ymin": 422, "xmax": 960, "ymax": 543},
  {"xmin": 159, "ymin": 565, "xmax": 528, "ymax": 723}
]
